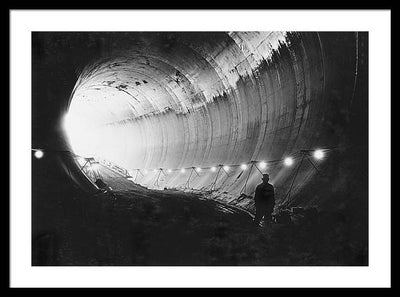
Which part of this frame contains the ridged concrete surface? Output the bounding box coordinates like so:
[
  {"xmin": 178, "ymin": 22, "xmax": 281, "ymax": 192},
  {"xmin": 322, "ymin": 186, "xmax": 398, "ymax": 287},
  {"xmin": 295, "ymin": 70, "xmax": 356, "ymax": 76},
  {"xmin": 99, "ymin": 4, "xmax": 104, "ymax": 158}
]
[{"xmin": 64, "ymin": 32, "xmax": 364, "ymax": 211}]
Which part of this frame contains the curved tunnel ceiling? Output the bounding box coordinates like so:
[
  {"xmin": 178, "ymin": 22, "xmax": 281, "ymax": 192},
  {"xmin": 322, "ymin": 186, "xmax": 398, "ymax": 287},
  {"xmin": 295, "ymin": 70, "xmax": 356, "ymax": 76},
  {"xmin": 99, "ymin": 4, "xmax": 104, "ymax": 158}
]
[{"xmin": 64, "ymin": 32, "xmax": 360, "ymax": 206}]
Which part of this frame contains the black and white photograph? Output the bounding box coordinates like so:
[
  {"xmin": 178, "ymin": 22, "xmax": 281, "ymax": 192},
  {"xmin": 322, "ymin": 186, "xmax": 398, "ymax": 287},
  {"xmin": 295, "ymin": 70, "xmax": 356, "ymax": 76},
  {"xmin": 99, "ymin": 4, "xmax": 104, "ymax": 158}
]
[{"xmin": 10, "ymin": 9, "xmax": 391, "ymax": 288}]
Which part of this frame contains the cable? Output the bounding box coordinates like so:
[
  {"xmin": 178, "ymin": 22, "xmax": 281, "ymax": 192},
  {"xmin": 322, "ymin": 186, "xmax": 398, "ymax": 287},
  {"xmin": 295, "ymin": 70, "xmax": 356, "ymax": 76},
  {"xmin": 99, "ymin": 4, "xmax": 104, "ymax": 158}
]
[
  {"xmin": 32, "ymin": 146, "xmax": 346, "ymax": 194},
  {"xmin": 153, "ymin": 170, "xmax": 162, "ymax": 187},
  {"xmin": 206, "ymin": 165, "xmax": 222, "ymax": 191},
  {"xmin": 307, "ymin": 158, "xmax": 321, "ymax": 174},
  {"xmin": 183, "ymin": 167, "xmax": 195, "ymax": 189},
  {"xmin": 282, "ymin": 152, "xmax": 306, "ymax": 207},
  {"xmin": 239, "ymin": 162, "xmax": 255, "ymax": 195}
]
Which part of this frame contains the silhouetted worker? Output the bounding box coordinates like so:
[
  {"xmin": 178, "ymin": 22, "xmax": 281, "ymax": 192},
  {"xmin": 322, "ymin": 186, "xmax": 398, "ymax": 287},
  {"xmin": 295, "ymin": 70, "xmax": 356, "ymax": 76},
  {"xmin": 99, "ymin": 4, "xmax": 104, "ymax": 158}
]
[{"xmin": 253, "ymin": 173, "xmax": 275, "ymax": 226}]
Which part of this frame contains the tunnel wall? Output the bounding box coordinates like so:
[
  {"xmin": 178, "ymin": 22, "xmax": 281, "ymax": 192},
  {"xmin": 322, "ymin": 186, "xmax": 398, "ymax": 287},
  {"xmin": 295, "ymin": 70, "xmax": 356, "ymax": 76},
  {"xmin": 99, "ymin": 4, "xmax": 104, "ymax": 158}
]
[{"xmin": 65, "ymin": 32, "xmax": 365, "ymax": 212}]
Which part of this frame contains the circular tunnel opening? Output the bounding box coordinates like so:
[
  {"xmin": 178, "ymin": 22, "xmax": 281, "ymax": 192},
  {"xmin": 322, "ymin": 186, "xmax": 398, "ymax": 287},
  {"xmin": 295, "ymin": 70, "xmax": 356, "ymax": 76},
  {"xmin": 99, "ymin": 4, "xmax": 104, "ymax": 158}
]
[
  {"xmin": 63, "ymin": 31, "xmax": 362, "ymax": 210},
  {"xmin": 32, "ymin": 31, "xmax": 369, "ymax": 266}
]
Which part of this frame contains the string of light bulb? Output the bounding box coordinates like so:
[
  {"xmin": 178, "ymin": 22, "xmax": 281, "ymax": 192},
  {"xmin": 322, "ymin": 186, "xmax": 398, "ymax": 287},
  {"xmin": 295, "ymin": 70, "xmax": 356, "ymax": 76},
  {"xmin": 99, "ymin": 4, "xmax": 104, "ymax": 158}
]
[{"xmin": 121, "ymin": 148, "xmax": 328, "ymax": 176}]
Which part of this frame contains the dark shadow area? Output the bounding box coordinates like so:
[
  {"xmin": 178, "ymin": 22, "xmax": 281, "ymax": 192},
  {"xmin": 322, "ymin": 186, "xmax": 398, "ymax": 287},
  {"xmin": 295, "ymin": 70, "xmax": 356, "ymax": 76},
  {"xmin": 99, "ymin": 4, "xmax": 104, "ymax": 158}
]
[{"xmin": 32, "ymin": 157, "xmax": 367, "ymax": 266}]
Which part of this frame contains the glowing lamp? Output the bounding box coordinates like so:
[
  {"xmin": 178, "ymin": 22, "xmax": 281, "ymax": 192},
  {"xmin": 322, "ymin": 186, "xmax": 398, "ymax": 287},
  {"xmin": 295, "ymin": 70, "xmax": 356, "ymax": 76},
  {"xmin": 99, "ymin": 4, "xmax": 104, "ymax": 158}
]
[
  {"xmin": 313, "ymin": 149, "xmax": 324, "ymax": 160},
  {"xmin": 34, "ymin": 150, "xmax": 44, "ymax": 159},
  {"xmin": 284, "ymin": 157, "xmax": 294, "ymax": 166},
  {"xmin": 259, "ymin": 161, "xmax": 267, "ymax": 169}
]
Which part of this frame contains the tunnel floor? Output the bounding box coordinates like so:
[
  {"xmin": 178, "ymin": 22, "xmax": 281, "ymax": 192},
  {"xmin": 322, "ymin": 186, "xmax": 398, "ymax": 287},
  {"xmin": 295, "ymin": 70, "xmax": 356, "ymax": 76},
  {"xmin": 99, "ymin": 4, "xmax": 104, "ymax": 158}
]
[{"xmin": 32, "ymin": 165, "xmax": 367, "ymax": 266}]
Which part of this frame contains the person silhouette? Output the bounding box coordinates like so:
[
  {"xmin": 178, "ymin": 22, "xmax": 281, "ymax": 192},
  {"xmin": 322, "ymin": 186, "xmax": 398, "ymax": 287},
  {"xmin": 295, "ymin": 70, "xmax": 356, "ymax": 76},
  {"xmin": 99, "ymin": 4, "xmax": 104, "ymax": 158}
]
[{"xmin": 253, "ymin": 173, "xmax": 275, "ymax": 227}]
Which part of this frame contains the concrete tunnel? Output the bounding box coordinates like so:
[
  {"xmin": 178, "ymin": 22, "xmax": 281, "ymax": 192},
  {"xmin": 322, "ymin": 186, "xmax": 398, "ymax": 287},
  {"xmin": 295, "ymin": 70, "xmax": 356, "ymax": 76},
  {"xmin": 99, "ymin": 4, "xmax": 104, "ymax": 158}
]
[{"xmin": 33, "ymin": 31, "xmax": 368, "ymax": 216}]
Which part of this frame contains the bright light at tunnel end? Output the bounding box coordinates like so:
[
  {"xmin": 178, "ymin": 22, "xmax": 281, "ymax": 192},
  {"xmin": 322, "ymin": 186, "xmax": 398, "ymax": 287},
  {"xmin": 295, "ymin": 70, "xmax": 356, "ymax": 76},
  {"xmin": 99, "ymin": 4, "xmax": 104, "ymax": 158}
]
[{"xmin": 63, "ymin": 113, "xmax": 89, "ymax": 157}]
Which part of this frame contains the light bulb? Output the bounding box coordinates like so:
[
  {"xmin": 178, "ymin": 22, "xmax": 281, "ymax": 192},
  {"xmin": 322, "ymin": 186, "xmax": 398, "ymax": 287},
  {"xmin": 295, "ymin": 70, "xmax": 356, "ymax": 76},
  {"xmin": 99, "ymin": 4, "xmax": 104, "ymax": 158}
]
[
  {"xmin": 313, "ymin": 149, "xmax": 324, "ymax": 160},
  {"xmin": 34, "ymin": 150, "xmax": 44, "ymax": 159},
  {"xmin": 259, "ymin": 161, "xmax": 267, "ymax": 169},
  {"xmin": 284, "ymin": 157, "xmax": 294, "ymax": 166}
]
